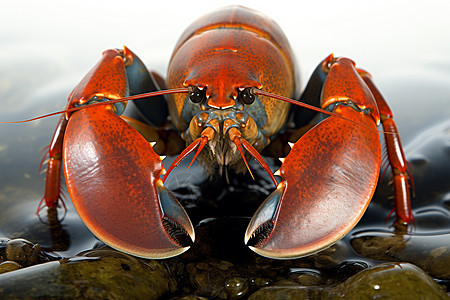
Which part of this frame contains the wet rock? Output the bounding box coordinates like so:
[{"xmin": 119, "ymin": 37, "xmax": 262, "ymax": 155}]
[
  {"xmin": 248, "ymin": 263, "xmax": 448, "ymax": 299},
  {"xmin": 223, "ymin": 277, "xmax": 249, "ymax": 299},
  {"xmin": 248, "ymin": 285, "xmax": 323, "ymax": 299},
  {"xmin": 0, "ymin": 261, "xmax": 21, "ymax": 274},
  {"xmin": 334, "ymin": 261, "xmax": 369, "ymax": 282},
  {"xmin": 171, "ymin": 296, "xmax": 209, "ymax": 300},
  {"xmin": 351, "ymin": 232, "xmax": 450, "ymax": 279},
  {"xmin": 309, "ymin": 243, "xmax": 342, "ymax": 269},
  {"xmin": 186, "ymin": 260, "xmax": 237, "ymax": 298},
  {"xmin": 0, "ymin": 249, "xmax": 177, "ymax": 299},
  {"xmin": 288, "ymin": 270, "xmax": 323, "ymax": 286},
  {"xmin": 176, "ymin": 217, "xmax": 359, "ymax": 298},
  {"xmin": 184, "ymin": 259, "xmax": 252, "ymax": 298},
  {"xmin": 5, "ymin": 238, "xmax": 42, "ymax": 267},
  {"xmin": 334, "ymin": 263, "xmax": 448, "ymax": 299},
  {"xmin": 0, "ymin": 238, "xmax": 56, "ymax": 272},
  {"xmin": 0, "ymin": 238, "xmax": 9, "ymax": 262},
  {"xmin": 249, "ymin": 277, "xmax": 272, "ymax": 289}
]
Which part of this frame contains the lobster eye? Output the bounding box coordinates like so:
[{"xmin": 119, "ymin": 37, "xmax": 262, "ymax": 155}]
[
  {"xmin": 238, "ymin": 87, "xmax": 255, "ymax": 105},
  {"xmin": 189, "ymin": 86, "xmax": 206, "ymax": 103}
]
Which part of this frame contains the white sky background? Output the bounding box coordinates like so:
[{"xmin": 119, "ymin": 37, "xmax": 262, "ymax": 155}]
[{"xmin": 2, "ymin": 0, "xmax": 448, "ymax": 75}]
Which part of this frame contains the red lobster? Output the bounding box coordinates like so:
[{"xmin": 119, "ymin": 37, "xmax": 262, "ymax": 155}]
[{"xmin": 36, "ymin": 6, "xmax": 412, "ymax": 259}]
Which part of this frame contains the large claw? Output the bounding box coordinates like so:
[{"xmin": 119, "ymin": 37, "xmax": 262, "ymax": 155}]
[
  {"xmin": 63, "ymin": 48, "xmax": 194, "ymax": 259},
  {"xmin": 245, "ymin": 55, "xmax": 381, "ymax": 259}
]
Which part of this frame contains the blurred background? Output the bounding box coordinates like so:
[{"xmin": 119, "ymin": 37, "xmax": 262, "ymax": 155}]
[{"xmin": 0, "ymin": 0, "xmax": 449, "ymax": 139}]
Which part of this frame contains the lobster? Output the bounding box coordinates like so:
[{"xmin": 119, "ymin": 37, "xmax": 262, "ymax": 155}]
[{"xmin": 33, "ymin": 6, "xmax": 412, "ymax": 259}]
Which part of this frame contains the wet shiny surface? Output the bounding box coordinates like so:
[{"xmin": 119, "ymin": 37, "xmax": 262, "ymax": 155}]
[{"xmin": 1, "ymin": 1, "xmax": 450, "ymax": 298}]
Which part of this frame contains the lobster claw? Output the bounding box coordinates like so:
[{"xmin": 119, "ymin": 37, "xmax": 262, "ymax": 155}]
[
  {"xmin": 63, "ymin": 48, "xmax": 194, "ymax": 258},
  {"xmin": 245, "ymin": 55, "xmax": 381, "ymax": 259}
]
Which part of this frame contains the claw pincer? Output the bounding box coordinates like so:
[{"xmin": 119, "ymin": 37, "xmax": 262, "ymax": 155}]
[
  {"xmin": 51, "ymin": 49, "xmax": 194, "ymax": 258},
  {"xmin": 246, "ymin": 56, "xmax": 381, "ymax": 259}
]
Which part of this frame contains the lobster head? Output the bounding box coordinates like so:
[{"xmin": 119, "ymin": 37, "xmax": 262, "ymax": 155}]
[{"xmin": 166, "ymin": 6, "xmax": 298, "ymax": 173}]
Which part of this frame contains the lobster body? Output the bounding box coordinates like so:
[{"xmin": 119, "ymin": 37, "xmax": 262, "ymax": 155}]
[
  {"xmin": 167, "ymin": 6, "xmax": 299, "ymax": 170},
  {"xmin": 37, "ymin": 6, "xmax": 413, "ymax": 259}
]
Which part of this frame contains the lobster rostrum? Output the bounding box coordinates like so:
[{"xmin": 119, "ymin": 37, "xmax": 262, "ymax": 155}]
[{"xmin": 32, "ymin": 6, "xmax": 412, "ymax": 259}]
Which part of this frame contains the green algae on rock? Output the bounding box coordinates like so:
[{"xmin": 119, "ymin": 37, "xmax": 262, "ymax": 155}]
[
  {"xmin": 248, "ymin": 263, "xmax": 448, "ymax": 299},
  {"xmin": 351, "ymin": 232, "xmax": 450, "ymax": 280},
  {"xmin": 0, "ymin": 249, "xmax": 177, "ymax": 299}
]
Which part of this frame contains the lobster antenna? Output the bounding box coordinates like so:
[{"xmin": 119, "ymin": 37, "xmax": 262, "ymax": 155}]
[
  {"xmin": 252, "ymin": 88, "xmax": 397, "ymax": 136},
  {"xmin": 1, "ymin": 88, "xmax": 190, "ymax": 124}
]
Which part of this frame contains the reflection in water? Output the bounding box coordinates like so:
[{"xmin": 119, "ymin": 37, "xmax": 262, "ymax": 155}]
[{"xmin": 41, "ymin": 208, "xmax": 70, "ymax": 252}]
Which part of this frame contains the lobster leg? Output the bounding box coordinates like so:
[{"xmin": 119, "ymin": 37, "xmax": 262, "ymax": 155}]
[
  {"xmin": 45, "ymin": 48, "xmax": 194, "ymax": 258},
  {"xmin": 245, "ymin": 55, "xmax": 382, "ymax": 259},
  {"xmin": 358, "ymin": 71, "xmax": 413, "ymax": 224},
  {"xmin": 39, "ymin": 115, "xmax": 68, "ymax": 211}
]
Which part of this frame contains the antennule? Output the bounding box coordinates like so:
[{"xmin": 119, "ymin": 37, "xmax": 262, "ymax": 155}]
[
  {"xmin": 251, "ymin": 88, "xmax": 397, "ymax": 136},
  {"xmin": 1, "ymin": 88, "xmax": 190, "ymax": 124}
]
